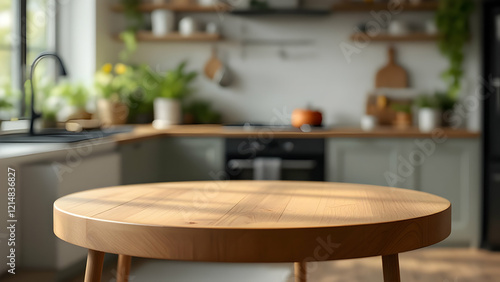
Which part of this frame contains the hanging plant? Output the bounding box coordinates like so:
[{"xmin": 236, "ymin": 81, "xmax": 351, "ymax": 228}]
[
  {"xmin": 119, "ymin": 0, "xmax": 143, "ymax": 62},
  {"xmin": 435, "ymin": 0, "xmax": 474, "ymax": 100}
]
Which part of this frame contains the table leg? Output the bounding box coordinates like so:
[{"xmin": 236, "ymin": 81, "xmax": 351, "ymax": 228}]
[
  {"xmin": 294, "ymin": 261, "xmax": 307, "ymax": 282},
  {"xmin": 84, "ymin": 249, "xmax": 105, "ymax": 282},
  {"xmin": 382, "ymin": 254, "xmax": 401, "ymax": 282},
  {"xmin": 117, "ymin": 254, "xmax": 132, "ymax": 282}
]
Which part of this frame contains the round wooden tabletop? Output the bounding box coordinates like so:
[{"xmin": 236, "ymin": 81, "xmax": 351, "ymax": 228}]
[{"xmin": 54, "ymin": 181, "xmax": 451, "ymax": 263}]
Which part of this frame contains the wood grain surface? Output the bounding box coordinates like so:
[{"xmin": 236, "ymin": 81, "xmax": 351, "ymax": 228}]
[
  {"xmin": 54, "ymin": 181, "xmax": 451, "ymax": 263},
  {"xmin": 111, "ymin": 124, "xmax": 480, "ymax": 144}
]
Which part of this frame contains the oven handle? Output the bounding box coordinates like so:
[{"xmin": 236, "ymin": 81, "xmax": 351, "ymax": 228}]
[{"xmin": 227, "ymin": 159, "xmax": 316, "ymax": 170}]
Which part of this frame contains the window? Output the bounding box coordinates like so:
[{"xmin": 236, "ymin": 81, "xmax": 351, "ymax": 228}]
[{"xmin": 0, "ymin": 0, "xmax": 56, "ymax": 120}]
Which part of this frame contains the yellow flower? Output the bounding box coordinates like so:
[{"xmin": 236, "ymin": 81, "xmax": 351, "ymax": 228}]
[
  {"xmin": 115, "ymin": 63, "xmax": 127, "ymax": 75},
  {"xmin": 101, "ymin": 63, "xmax": 113, "ymax": 73}
]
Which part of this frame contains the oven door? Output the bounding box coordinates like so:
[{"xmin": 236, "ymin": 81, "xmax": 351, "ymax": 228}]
[{"xmin": 226, "ymin": 158, "xmax": 324, "ymax": 181}]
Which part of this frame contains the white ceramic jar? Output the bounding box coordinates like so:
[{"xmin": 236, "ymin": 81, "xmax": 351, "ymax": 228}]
[
  {"xmin": 151, "ymin": 10, "xmax": 174, "ymax": 36},
  {"xmin": 179, "ymin": 17, "xmax": 198, "ymax": 36}
]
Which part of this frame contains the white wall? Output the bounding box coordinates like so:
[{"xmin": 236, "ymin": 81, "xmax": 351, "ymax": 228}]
[
  {"xmin": 58, "ymin": 0, "xmax": 96, "ymax": 85},
  {"xmin": 95, "ymin": 0, "xmax": 481, "ymax": 129}
]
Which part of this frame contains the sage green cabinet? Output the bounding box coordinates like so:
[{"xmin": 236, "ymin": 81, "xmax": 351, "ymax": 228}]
[
  {"xmin": 326, "ymin": 139, "xmax": 411, "ymax": 189},
  {"xmin": 160, "ymin": 137, "xmax": 225, "ymax": 182},
  {"xmin": 327, "ymin": 137, "xmax": 481, "ymax": 247},
  {"xmin": 119, "ymin": 138, "xmax": 162, "ymax": 184},
  {"xmin": 411, "ymin": 139, "xmax": 481, "ymax": 247}
]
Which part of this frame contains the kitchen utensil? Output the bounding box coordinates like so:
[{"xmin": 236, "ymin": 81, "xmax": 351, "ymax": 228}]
[
  {"xmin": 151, "ymin": 10, "xmax": 174, "ymax": 36},
  {"xmin": 375, "ymin": 46, "xmax": 408, "ymax": 88},
  {"xmin": 204, "ymin": 48, "xmax": 233, "ymax": 87},
  {"xmin": 179, "ymin": 17, "xmax": 198, "ymax": 36},
  {"xmin": 204, "ymin": 48, "xmax": 223, "ymax": 80}
]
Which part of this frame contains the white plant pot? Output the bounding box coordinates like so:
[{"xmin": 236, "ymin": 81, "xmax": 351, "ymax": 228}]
[
  {"xmin": 418, "ymin": 108, "xmax": 440, "ymax": 133},
  {"xmin": 151, "ymin": 10, "xmax": 174, "ymax": 36},
  {"xmin": 153, "ymin": 98, "xmax": 181, "ymax": 128}
]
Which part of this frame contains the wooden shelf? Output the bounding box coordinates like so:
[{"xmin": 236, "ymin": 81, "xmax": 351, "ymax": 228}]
[
  {"xmin": 114, "ymin": 31, "xmax": 223, "ymax": 42},
  {"xmin": 333, "ymin": 1, "xmax": 438, "ymax": 12},
  {"xmin": 231, "ymin": 9, "xmax": 330, "ymax": 16},
  {"xmin": 350, "ymin": 32, "xmax": 439, "ymax": 42},
  {"xmin": 110, "ymin": 3, "xmax": 230, "ymax": 13}
]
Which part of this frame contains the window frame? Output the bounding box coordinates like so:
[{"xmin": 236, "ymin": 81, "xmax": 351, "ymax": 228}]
[{"xmin": 9, "ymin": 0, "xmax": 57, "ymax": 117}]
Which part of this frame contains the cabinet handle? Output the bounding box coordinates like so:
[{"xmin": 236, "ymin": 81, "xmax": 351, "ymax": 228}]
[{"xmin": 228, "ymin": 159, "xmax": 316, "ymax": 170}]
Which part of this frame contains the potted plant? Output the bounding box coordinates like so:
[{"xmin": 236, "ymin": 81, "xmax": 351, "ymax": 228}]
[
  {"xmin": 183, "ymin": 99, "xmax": 222, "ymax": 124},
  {"xmin": 95, "ymin": 63, "xmax": 139, "ymax": 126},
  {"xmin": 51, "ymin": 82, "xmax": 91, "ymax": 121},
  {"xmin": 147, "ymin": 62, "xmax": 197, "ymax": 128},
  {"xmin": 390, "ymin": 103, "xmax": 412, "ymax": 129},
  {"xmin": 414, "ymin": 94, "xmax": 440, "ymax": 132},
  {"xmin": 435, "ymin": 0, "xmax": 474, "ymax": 118}
]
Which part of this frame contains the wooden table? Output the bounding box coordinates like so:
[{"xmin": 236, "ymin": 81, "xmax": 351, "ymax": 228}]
[{"xmin": 53, "ymin": 181, "xmax": 451, "ymax": 282}]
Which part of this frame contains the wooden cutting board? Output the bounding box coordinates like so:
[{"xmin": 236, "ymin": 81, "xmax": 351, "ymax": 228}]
[{"xmin": 375, "ymin": 46, "xmax": 408, "ymax": 88}]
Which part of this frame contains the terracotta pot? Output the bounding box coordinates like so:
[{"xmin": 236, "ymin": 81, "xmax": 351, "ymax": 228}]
[
  {"xmin": 393, "ymin": 112, "xmax": 412, "ymax": 129},
  {"xmin": 291, "ymin": 108, "xmax": 323, "ymax": 128},
  {"xmin": 97, "ymin": 99, "xmax": 129, "ymax": 127}
]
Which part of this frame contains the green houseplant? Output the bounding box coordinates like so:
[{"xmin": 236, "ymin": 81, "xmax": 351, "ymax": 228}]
[
  {"xmin": 119, "ymin": 0, "xmax": 143, "ymax": 62},
  {"xmin": 95, "ymin": 63, "xmax": 140, "ymax": 126},
  {"xmin": 183, "ymin": 100, "xmax": 222, "ymax": 124},
  {"xmin": 149, "ymin": 62, "xmax": 198, "ymax": 128},
  {"xmin": 436, "ymin": 0, "xmax": 474, "ymax": 100},
  {"xmin": 51, "ymin": 82, "xmax": 92, "ymax": 120}
]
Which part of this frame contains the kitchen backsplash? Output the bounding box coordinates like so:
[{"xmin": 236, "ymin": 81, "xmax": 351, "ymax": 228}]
[{"xmin": 95, "ymin": 0, "xmax": 481, "ymax": 130}]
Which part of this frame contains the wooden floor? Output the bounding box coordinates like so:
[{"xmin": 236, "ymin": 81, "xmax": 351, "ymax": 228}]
[{"xmin": 2, "ymin": 248, "xmax": 500, "ymax": 282}]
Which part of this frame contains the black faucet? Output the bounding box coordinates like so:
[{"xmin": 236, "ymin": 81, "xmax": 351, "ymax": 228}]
[{"xmin": 29, "ymin": 52, "xmax": 68, "ymax": 135}]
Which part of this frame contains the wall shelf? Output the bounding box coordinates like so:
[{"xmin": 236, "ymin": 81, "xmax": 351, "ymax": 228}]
[
  {"xmin": 332, "ymin": 1, "xmax": 439, "ymax": 12},
  {"xmin": 350, "ymin": 32, "xmax": 439, "ymax": 42},
  {"xmin": 110, "ymin": 3, "xmax": 230, "ymax": 13},
  {"xmin": 114, "ymin": 31, "xmax": 223, "ymax": 42},
  {"xmin": 230, "ymin": 9, "xmax": 331, "ymax": 16}
]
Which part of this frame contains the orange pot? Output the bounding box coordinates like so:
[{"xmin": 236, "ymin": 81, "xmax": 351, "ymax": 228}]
[{"xmin": 291, "ymin": 109, "xmax": 323, "ymax": 128}]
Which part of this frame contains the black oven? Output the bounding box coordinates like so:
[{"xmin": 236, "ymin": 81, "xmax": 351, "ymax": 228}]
[{"xmin": 225, "ymin": 138, "xmax": 324, "ymax": 181}]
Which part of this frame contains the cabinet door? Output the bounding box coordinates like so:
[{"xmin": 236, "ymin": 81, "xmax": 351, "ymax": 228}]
[
  {"xmin": 119, "ymin": 139, "xmax": 161, "ymax": 184},
  {"xmin": 413, "ymin": 139, "xmax": 481, "ymax": 247},
  {"xmin": 160, "ymin": 138, "xmax": 224, "ymax": 182},
  {"xmin": 20, "ymin": 152, "xmax": 121, "ymax": 270},
  {"xmin": 327, "ymin": 138, "xmax": 412, "ymax": 188}
]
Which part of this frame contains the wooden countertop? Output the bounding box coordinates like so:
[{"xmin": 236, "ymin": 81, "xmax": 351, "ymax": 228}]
[{"xmin": 112, "ymin": 124, "xmax": 480, "ymax": 144}]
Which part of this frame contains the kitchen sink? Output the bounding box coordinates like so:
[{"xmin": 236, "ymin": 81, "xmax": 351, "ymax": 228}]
[{"xmin": 0, "ymin": 126, "xmax": 134, "ymax": 143}]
